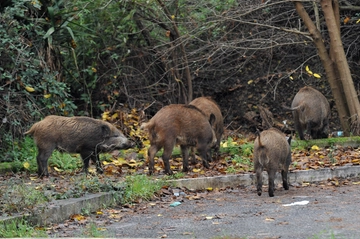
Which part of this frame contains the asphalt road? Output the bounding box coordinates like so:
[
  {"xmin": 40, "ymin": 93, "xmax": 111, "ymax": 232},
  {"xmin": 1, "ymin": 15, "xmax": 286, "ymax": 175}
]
[{"xmin": 51, "ymin": 180, "xmax": 360, "ymax": 239}]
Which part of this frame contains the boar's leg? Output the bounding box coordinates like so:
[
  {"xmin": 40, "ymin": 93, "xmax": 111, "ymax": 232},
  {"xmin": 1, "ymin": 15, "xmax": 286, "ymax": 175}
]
[
  {"xmin": 162, "ymin": 144, "xmax": 174, "ymax": 175},
  {"xmin": 36, "ymin": 147, "xmax": 54, "ymax": 177},
  {"xmin": 295, "ymin": 122, "xmax": 305, "ymax": 140},
  {"xmin": 189, "ymin": 147, "xmax": 197, "ymax": 165},
  {"xmin": 281, "ymin": 169, "xmax": 289, "ymax": 190},
  {"xmin": 180, "ymin": 145, "xmax": 190, "ymax": 172},
  {"xmin": 267, "ymin": 169, "xmax": 276, "ymax": 197},
  {"xmin": 197, "ymin": 143, "xmax": 210, "ymax": 169},
  {"xmin": 147, "ymin": 144, "xmax": 161, "ymax": 175},
  {"xmin": 93, "ymin": 154, "xmax": 104, "ymax": 174},
  {"xmin": 80, "ymin": 151, "xmax": 103, "ymax": 174},
  {"xmin": 255, "ymin": 163, "xmax": 263, "ymax": 196}
]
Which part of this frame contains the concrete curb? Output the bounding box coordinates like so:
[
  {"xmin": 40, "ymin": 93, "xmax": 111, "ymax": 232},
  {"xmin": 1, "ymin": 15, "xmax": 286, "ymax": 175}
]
[
  {"xmin": 0, "ymin": 192, "xmax": 116, "ymax": 226},
  {"xmin": 171, "ymin": 165, "xmax": 360, "ymax": 190},
  {"xmin": 1, "ymin": 166, "xmax": 360, "ymax": 226}
]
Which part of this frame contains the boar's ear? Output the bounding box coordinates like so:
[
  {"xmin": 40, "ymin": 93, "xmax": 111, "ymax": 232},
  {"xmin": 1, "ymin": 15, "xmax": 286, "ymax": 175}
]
[
  {"xmin": 101, "ymin": 125, "xmax": 111, "ymax": 138},
  {"xmin": 209, "ymin": 113, "xmax": 216, "ymax": 126}
]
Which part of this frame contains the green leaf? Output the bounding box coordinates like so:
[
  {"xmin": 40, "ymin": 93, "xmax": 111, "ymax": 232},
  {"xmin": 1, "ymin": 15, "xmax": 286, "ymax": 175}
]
[{"xmin": 43, "ymin": 27, "xmax": 55, "ymax": 39}]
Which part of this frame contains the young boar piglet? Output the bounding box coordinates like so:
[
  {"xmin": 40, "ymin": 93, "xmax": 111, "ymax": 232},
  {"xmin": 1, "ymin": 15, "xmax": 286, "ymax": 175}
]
[
  {"xmin": 189, "ymin": 96, "xmax": 224, "ymax": 163},
  {"xmin": 253, "ymin": 128, "xmax": 292, "ymax": 197},
  {"xmin": 141, "ymin": 104, "xmax": 216, "ymax": 175},
  {"xmin": 284, "ymin": 86, "xmax": 330, "ymax": 140},
  {"xmin": 26, "ymin": 115, "xmax": 134, "ymax": 177}
]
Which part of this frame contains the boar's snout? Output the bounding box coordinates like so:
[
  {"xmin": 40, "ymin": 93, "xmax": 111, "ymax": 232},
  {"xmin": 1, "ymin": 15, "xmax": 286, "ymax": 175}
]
[{"xmin": 101, "ymin": 134, "xmax": 135, "ymax": 151}]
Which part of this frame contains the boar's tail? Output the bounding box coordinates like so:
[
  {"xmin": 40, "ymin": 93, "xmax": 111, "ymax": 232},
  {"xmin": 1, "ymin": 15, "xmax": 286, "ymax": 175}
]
[
  {"xmin": 24, "ymin": 124, "xmax": 37, "ymax": 136},
  {"xmin": 282, "ymin": 103, "xmax": 303, "ymax": 111},
  {"xmin": 255, "ymin": 130, "xmax": 268, "ymax": 165},
  {"xmin": 255, "ymin": 130, "xmax": 264, "ymax": 148}
]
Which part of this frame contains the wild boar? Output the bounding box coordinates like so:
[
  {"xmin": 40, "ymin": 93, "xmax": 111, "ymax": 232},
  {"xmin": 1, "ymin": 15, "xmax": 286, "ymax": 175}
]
[
  {"xmin": 189, "ymin": 96, "xmax": 224, "ymax": 163},
  {"xmin": 141, "ymin": 104, "xmax": 216, "ymax": 175},
  {"xmin": 25, "ymin": 115, "xmax": 133, "ymax": 177},
  {"xmin": 284, "ymin": 86, "xmax": 330, "ymax": 140},
  {"xmin": 253, "ymin": 128, "xmax": 292, "ymax": 197}
]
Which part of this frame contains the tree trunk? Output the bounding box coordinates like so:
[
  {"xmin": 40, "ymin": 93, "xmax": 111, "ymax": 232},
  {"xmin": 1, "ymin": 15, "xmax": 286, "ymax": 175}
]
[
  {"xmin": 294, "ymin": 1, "xmax": 351, "ymax": 136},
  {"xmin": 321, "ymin": 0, "xmax": 360, "ymax": 135}
]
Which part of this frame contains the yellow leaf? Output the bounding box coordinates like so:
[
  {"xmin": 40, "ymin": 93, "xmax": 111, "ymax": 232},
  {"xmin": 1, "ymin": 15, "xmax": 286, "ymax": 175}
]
[
  {"xmin": 91, "ymin": 67, "xmax": 97, "ymax": 72},
  {"xmin": 44, "ymin": 94, "xmax": 51, "ymax": 98},
  {"xmin": 102, "ymin": 112, "xmax": 110, "ymax": 121},
  {"xmin": 305, "ymin": 65, "xmax": 313, "ymax": 75},
  {"xmin": 70, "ymin": 214, "xmax": 86, "ymax": 221},
  {"xmin": 96, "ymin": 210, "xmax": 103, "ymax": 215},
  {"xmin": 111, "ymin": 112, "xmax": 119, "ymax": 120},
  {"xmin": 54, "ymin": 166, "xmax": 63, "ymax": 172},
  {"xmin": 289, "ymin": 76, "xmax": 293, "ymax": 80},
  {"xmin": 313, "ymin": 73, "xmax": 321, "ymax": 78},
  {"xmin": 357, "ymin": 19, "xmax": 360, "ymax": 24},
  {"xmin": 114, "ymin": 158, "xmax": 128, "ymax": 166},
  {"xmin": 25, "ymin": 86, "xmax": 35, "ymax": 92},
  {"xmin": 311, "ymin": 145, "xmax": 320, "ymax": 151},
  {"xmin": 23, "ymin": 162, "xmax": 30, "ymax": 169},
  {"xmin": 30, "ymin": 176, "xmax": 38, "ymax": 180},
  {"xmin": 171, "ymin": 15, "xmax": 175, "ymax": 20},
  {"xmin": 88, "ymin": 168, "xmax": 96, "ymax": 173},
  {"xmin": 205, "ymin": 216, "xmax": 213, "ymax": 220},
  {"xmin": 192, "ymin": 168, "xmax": 201, "ymax": 173},
  {"xmin": 247, "ymin": 80, "xmax": 253, "ymax": 85},
  {"xmin": 265, "ymin": 217, "xmax": 275, "ymax": 221},
  {"xmin": 128, "ymin": 159, "xmax": 138, "ymax": 167},
  {"xmin": 206, "ymin": 187, "xmax": 213, "ymax": 191}
]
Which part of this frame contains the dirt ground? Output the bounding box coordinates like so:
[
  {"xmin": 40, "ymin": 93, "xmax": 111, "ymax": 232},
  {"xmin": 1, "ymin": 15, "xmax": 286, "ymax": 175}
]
[{"xmin": 46, "ymin": 177, "xmax": 360, "ymax": 239}]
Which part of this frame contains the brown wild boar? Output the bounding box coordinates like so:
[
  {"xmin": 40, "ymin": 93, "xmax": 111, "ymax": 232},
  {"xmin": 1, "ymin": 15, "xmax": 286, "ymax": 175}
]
[
  {"xmin": 141, "ymin": 104, "xmax": 216, "ymax": 175},
  {"xmin": 253, "ymin": 128, "xmax": 292, "ymax": 197},
  {"xmin": 25, "ymin": 115, "xmax": 133, "ymax": 177},
  {"xmin": 189, "ymin": 96, "xmax": 224, "ymax": 163},
  {"xmin": 284, "ymin": 86, "xmax": 330, "ymax": 140}
]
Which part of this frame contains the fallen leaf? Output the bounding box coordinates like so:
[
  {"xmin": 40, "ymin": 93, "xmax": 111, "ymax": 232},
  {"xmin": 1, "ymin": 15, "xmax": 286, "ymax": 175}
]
[{"xmin": 25, "ymin": 86, "xmax": 35, "ymax": 92}]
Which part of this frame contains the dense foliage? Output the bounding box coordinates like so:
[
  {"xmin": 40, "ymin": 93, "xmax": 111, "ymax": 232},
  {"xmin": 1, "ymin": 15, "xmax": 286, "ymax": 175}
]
[{"xmin": 1, "ymin": 0, "xmax": 359, "ymax": 161}]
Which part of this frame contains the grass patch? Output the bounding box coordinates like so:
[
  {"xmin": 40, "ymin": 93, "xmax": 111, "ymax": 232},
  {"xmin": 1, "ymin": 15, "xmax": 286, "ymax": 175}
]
[
  {"xmin": 1, "ymin": 182, "xmax": 50, "ymax": 214},
  {"xmin": 0, "ymin": 219, "xmax": 48, "ymax": 238},
  {"xmin": 122, "ymin": 174, "xmax": 168, "ymax": 204},
  {"xmin": 78, "ymin": 222, "xmax": 110, "ymax": 238}
]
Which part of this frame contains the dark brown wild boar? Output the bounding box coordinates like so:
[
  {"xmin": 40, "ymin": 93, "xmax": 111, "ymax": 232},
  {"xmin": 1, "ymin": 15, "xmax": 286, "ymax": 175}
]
[
  {"xmin": 189, "ymin": 96, "xmax": 224, "ymax": 163},
  {"xmin": 253, "ymin": 128, "xmax": 292, "ymax": 197},
  {"xmin": 141, "ymin": 104, "xmax": 216, "ymax": 175},
  {"xmin": 25, "ymin": 115, "xmax": 133, "ymax": 177},
  {"xmin": 284, "ymin": 86, "xmax": 330, "ymax": 140}
]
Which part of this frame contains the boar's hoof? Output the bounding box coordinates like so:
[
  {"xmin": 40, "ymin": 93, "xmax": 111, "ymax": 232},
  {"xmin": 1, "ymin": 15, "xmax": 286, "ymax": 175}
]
[
  {"xmin": 164, "ymin": 169, "xmax": 173, "ymax": 175},
  {"xmin": 257, "ymin": 190, "xmax": 262, "ymax": 196},
  {"xmin": 96, "ymin": 167, "xmax": 104, "ymax": 174},
  {"xmin": 202, "ymin": 160, "xmax": 210, "ymax": 169},
  {"xmin": 283, "ymin": 182, "xmax": 289, "ymax": 190}
]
